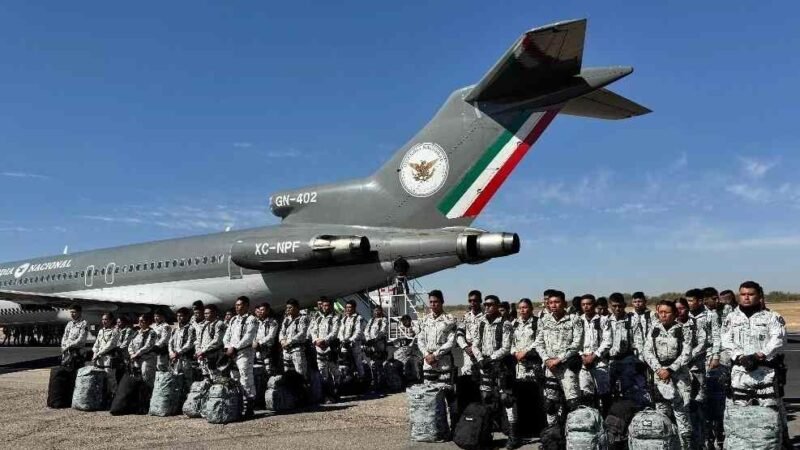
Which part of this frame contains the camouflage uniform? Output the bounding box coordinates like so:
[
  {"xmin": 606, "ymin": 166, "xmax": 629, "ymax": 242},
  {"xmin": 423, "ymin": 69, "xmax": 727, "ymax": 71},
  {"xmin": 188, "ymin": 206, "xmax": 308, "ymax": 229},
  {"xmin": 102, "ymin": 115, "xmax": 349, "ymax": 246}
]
[
  {"xmin": 456, "ymin": 309, "xmax": 484, "ymax": 376},
  {"xmin": 578, "ymin": 314, "xmax": 612, "ymax": 401},
  {"xmin": 511, "ymin": 316, "xmax": 541, "ymax": 382},
  {"xmin": 686, "ymin": 308, "xmax": 712, "ymax": 448},
  {"xmin": 607, "ymin": 314, "xmax": 648, "ymax": 405},
  {"xmin": 365, "ymin": 316, "xmax": 388, "ymax": 390},
  {"xmin": 705, "ymin": 306, "xmax": 729, "ymax": 448},
  {"xmin": 195, "ymin": 319, "xmax": 226, "ymax": 377},
  {"xmin": 643, "ymin": 321, "xmax": 693, "ymax": 450},
  {"xmin": 223, "ymin": 313, "xmax": 259, "ymax": 397},
  {"xmin": 630, "ymin": 309, "xmax": 654, "ymax": 359},
  {"xmin": 338, "ymin": 313, "xmax": 366, "ymax": 378},
  {"xmin": 392, "ymin": 322, "xmax": 421, "ymax": 382},
  {"xmin": 128, "ymin": 327, "xmax": 157, "ymax": 386},
  {"xmin": 92, "ymin": 327, "xmax": 120, "ymax": 394},
  {"xmin": 309, "ymin": 312, "xmax": 341, "ymax": 393},
  {"xmin": 278, "ymin": 314, "xmax": 310, "ymax": 379},
  {"xmin": 416, "ymin": 311, "xmax": 457, "ymax": 384},
  {"xmin": 61, "ymin": 319, "xmax": 88, "ymax": 365},
  {"xmin": 534, "ymin": 312, "xmax": 583, "ymax": 425},
  {"xmin": 472, "ymin": 315, "xmax": 516, "ymax": 433},
  {"xmin": 152, "ymin": 321, "xmax": 172, "ymax": 372},
  {"xmin": 169, "ymin": 322, "xmax": 196, "ymax": 389},
  {"xmin": 255, "ymin": 315, "xmax": 280, "ymax": 375}
]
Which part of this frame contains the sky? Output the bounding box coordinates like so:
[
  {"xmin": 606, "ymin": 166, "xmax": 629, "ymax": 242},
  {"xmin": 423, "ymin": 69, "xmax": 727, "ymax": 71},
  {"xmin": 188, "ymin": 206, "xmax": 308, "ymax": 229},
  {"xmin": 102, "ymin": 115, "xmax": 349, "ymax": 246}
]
[{"xmin": 1, "ymin": 1, "xmax": 799, "ymax": 303}]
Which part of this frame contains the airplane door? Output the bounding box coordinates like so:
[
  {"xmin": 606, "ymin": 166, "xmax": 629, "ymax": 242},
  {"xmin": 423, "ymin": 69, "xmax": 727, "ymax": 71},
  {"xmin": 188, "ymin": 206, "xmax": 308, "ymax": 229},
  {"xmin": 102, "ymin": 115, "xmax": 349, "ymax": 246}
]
[
  {"xmin": 228, "ymin": 254, "xmax": 243, "ymax": 280},
  {"xmin": 85, "ymin": 265, "xmax": 95, "ymax": 287},
  {"xmin": 105, "ymin": 263, "xmax": 116, "ymax": 285}
]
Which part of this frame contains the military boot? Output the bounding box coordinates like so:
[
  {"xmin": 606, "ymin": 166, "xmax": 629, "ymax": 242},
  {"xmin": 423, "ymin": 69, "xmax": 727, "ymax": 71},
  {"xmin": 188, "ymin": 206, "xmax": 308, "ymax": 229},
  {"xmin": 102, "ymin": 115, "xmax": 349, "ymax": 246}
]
[{"xmin": 505, "ymin": 422, "xmax": 521, "ymax": 449}]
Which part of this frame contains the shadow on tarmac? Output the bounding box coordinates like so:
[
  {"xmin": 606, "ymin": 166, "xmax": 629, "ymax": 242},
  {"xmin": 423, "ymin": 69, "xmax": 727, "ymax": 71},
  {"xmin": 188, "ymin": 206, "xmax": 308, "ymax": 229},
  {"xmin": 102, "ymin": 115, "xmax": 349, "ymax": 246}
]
[{"xmin": 0, "ymin": 355, "xmax": 60, "ymax": 375}]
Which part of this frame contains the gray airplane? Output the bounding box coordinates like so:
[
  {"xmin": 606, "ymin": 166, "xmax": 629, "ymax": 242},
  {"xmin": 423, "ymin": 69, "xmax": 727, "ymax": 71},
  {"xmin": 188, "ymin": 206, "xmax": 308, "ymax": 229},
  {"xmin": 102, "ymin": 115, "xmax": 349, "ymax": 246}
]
[{"xmin": 0, "ymin": 19, "xmax": 648, "ymax": 325}]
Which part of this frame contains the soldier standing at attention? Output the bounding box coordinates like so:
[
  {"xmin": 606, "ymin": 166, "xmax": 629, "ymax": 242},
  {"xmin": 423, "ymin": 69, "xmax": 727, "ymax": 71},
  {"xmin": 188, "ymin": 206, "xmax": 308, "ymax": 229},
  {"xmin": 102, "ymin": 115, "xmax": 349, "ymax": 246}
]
[
  {"xmin": 61, "ymin": 304, "xmax": 88, "ymax": 368},
  {"xmin": 92, "ymin": 312, "xmax": 120, "ymax": 396},
  {"xmin": 416, "ymin": 290, "xmax": 458, "ymax": 430},
  {"xmin": 195, "ymin": 305, "xmax": 226, "ymax": 378},
  {"xmin": 254, "ymin": 302, "xmax": 280, "ymax": 377},
  {"xmin": 643, "ymin": 300, "xmax": 693, "ymax": 450},
  {"xmin": 456, "ymin": 290, "xmax": 484, "ymax": 379},
  {"xmin": 578, "ymin": 294, "xmax": 612, "ymax": 415},
  {"xmin": 309, "ymin": 297, "xmax": 341, "ymax": 403},
  {"xmin": 223, "ymin": 296, "xmax": 259, "ymax": 417},
  {"xmin": 607, "ymin": 293, "xmax": 647, "ymax": 405},
  {"xmin": 534, "ymin": 290, "xmax": 583, "ymax": 426},
  {"xmin": 129, "ymin": 313, "xmax": 157, "ymax": 386},
  {"xmin": 721, "ymin": 281, "xmax": 788, "ymax": 448},
  {"xmin": 279, "ymin": 298, "xmax": 311, "ymax": 379},
  {"xmin": 365, "ymin": 305, "xmax": 389, "ymax": 393},
  {"xmin": 338, "ymin": 300, "xmax": 366, "ymax": 380},
  {"xmin": 152, "ymin": 309, "xmax": 172, "ymax": 372},
  {"xmin": 169, "ymin": 308, "xmax": 196, "ymax": 390}
]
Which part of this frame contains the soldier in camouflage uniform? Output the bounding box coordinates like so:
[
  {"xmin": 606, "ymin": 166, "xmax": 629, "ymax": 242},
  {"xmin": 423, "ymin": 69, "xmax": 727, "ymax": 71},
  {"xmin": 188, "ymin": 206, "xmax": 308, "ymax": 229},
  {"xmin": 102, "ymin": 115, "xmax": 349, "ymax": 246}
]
[
  {"xmin": 717, "ymin": 289, "xmax": 737, "ymax": 322},
  {"xmin": 643, "ymin": 300, "xmax": 693, "ymax": 450},
  {"xmin": 417, "ymin": 290, "xmax": 457, "ymax": 384},
  {"xmin": 687, "ymin": 289, "xmax": 720, "ymax": 449},
  {"xmin": 607, "ymin": 293, "xmax": 648, "ymax": 406},
  {"xmin": 61, "ymin": 304, "xmax": 88, "ymax": 369},
  {"xmin": 365, "ymin": 305, "xmax": 389, "ymax": 392},
  {"xmin": 195, "ymin": 305, "xmax": 226, "ymax": 378},
  {"xmin": 721, "ymin": 281, "xmax": 788, "ymax": 449},
  {"xmin": 702, "ymin": 287, "xmax": 729, "ymax": 449},
  {"xmin": 578, "ymin": 294, "xmax": 612, "ymax": 414},
  {"xmin": 392, "ymin": 314, "xmax": 421, "ymax": 383},
  {"xmin": 338, "ymin": 300, "xmax": 366, "ymax": 379},
  {"xmin": 511, "ymin": 298, "xmax": 545, "ymax": 440},
  {"xmin": 456, "ymin": 290, "xmax": 484, "ymax": 378},
  {"xmin": 254, "ymin": 302, "xmax": 280, "ymax": 376},
  {"xmin": 534, "ymin": 290, "xmax": 583, "ymax": 426},
  {"xmin": 279, "ymin": 298, "xmax": 310, "ymax": 380},
  {"xmin": 92, "ymin": 312, "xmax": 120, "ymax": 395},
  {"xmin": 168, "ymin": 307, "xmax": 196, "ymax": 391},
  {"xmin": 472, "ymin": 295, "xmax": 518, "ymax": 449},
  {"xmin": 676, "ymin": 296, "xmax": 708, "ymax": 449},
  {"xmin": 152, "ymin": 309, "xmax": 172, "ymax": 372},
  {"xmin": 129, "ymin": 313, "xmax": 157, "ymax": 386},
  {"xmin": 310, "ymin": 297, "xmax": 341, "ymax": 402},
  {"xmin": 224, "ymin": 296, "xmax": 259, "ymax": 416}
]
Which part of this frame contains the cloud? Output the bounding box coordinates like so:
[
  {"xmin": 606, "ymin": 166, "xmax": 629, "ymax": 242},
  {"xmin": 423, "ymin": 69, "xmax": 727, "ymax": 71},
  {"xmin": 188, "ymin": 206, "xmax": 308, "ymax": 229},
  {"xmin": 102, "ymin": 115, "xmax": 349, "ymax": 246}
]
[
  {"xmin": 232, "ymin": 142, "xmax": 254, "ymax": 148},
  {"xmin": 79, "ymin": 203, "xmax": 271, "ymax": 232},
  {"xmin": 264, "ymin": 149, "xmax": 303, "ymax": 158},
  {"xmin": 78, "ymin": 215, "xmax": 145, "ymax": 225},
  {"xmin": 0, "ymin": 226, "xmax": 32, "ymax": 233},
  {"xmin": 725, "ymin": 184, "xmax": 774, "ymax": 203},
  {"xmin": 520, "ymin": 169, "xmax": 612, "ymax": 206},
  {"xmin": 1, "ymin": 171, "xmax": 50, "ymax": 180},
  {"xmin": 738, "ymin": 156, "xmax": 777, "ymax": 179},
  {"xmin": 604, "ymin": 203, "xmax": 669, "ymax": 215}
]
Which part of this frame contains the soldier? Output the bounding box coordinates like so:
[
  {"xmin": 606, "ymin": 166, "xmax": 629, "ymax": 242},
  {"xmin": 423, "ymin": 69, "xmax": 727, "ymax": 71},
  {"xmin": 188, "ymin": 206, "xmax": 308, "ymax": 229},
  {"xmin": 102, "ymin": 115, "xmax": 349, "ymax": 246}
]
[
  {"xmin": 456, "ymin": 290, "xmax": 484, "ymax": 379},
  {"xmin": 92, "ymin": 312, "xmax": 120, "ymax": 396},
  {"xmin": 534, "ymin": 290, "xmax": 583, "ymax": 426},
  {"xmin": 279, "ymin": 298, "xmax": 310, "ymax": 380},
  {"xmin": 721, "ymin": 281, "xmax": 788, "ymax": 448},
  {"xmin": 309, "ymin": 297, "xmax": 341, "ymax": 402},
  {"xmin": 607, "ymin": 293, "xmax": 647, "ymax": 405},
  {"xmin": 338, "ymin": 300, "xmax": 366, "ymax": 380},
  {"xmin": 152, "ymin": 309, "xmax": 172, "ymax": 372},
  {"xmin": 417, "ymin": 290, "xmax": 457, "ymax": 385},
  {"xmin": 676, "ymin": 295, "xmax": 708, "ymax": 449},
  {"xmin": 630, "ymin": 291, "xmax": 653, "ymax": 355},
  {"xmin": 223, "ymin": 296, "xmax": 259, "ymax": 416},
  {"xmin": 364, "ymin": 305, "xmax": 388, "ymax": 392},
  {"xmin": 718, "ymin": 289, "xmax": 737, "ymax": 321},
  {"xmin": 61, "ymin": 304, "xmax": 88, "ymax": 369},
  {"xmin": 471, "ymin": 295, "xmax": 518, "ymax": 448},
  {"xmin": 596, "ymin": 296, "xmax": 609, "ymax": 318},
  {"xmin": 224, "ymin": 308, "xmax": 235, "ymax": 324},
  {"xmin": 169, "ymin": 307, "xmax": 196, "ymax": 390},
  {"xmin": 195, "ymin": 304, "xmax": 226, "ymax": 377},
  {"xmin": 643, "ymin": 300, "xmax": 693, "ymax": 450},
  {"xmin": 578, "ymin": 294, "xmax": 612, "ymax": 414},
  {"xmin": 702, "ymin": 288, "xmax": 729, "ymax": 449},
  {"xmin": 190, "ymin": 300, "xmax": 206, "ymax": 337},
  {"xmin": 687, "ymin": 289, "xmax": 720, "ymax": 448},
  {"xmin": 392, "ymin": 314, "xmax": 421, "ymax": 384},
  {"xmin": 254, "ymin": 302, "xmax": 280, "ymax": 377},
  {"xmin": 499, "ymin": 301, "xmax": 512, "ymax": 322},
  {"xmin": 129, "ymin": 313, "xmax": 157, "ymax": 386}
]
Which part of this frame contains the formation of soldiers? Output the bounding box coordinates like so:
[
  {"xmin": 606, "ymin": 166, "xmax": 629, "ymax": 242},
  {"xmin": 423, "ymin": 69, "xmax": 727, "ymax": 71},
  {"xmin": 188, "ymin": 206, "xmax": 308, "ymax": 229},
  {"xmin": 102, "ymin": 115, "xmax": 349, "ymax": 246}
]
[
  {"xmin": 54, "ymin": 280, "xmax": 789, "ymax": 449},
  {"xmin": 58, "ymin": 295, "xmax": 406, "ymax": 417},
  {"xmin": 1, "ymin": 324, "xmax": 64, "ymax": 346},
  {"xmin": 414, "ymin": 283, "xmax": 788, "ymax": 449}
]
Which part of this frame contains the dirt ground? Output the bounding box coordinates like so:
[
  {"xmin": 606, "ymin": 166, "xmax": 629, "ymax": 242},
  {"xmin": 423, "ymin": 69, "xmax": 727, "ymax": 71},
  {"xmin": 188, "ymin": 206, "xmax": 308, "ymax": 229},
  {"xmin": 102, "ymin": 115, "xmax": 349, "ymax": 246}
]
[{"xmin": 767, "ymin": 302, "xmax": 800, "ymax": 332}]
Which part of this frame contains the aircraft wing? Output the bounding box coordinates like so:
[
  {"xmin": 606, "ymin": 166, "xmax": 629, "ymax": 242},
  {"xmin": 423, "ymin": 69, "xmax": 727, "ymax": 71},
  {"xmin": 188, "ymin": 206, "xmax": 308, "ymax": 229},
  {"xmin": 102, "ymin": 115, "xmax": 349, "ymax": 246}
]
[{"xmin": 0, "ymin": 288, "xmax": 162, "ymax": 313}]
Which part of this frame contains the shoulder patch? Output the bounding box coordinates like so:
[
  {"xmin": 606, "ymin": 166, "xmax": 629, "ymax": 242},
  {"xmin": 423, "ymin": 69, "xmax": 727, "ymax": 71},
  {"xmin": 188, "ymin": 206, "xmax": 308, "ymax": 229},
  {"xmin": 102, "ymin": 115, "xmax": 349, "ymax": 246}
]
[{"xmin": 778, "ymin": 316, "xmax": 786, "ymax": 326}]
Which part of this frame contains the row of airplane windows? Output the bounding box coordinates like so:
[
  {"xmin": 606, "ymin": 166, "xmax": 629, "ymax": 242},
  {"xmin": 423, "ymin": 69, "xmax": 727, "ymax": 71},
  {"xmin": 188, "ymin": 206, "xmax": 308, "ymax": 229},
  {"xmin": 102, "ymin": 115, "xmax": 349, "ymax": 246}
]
[{"xmin": 0, "ymin": 254, "xmax": 227, "ymax": 288}]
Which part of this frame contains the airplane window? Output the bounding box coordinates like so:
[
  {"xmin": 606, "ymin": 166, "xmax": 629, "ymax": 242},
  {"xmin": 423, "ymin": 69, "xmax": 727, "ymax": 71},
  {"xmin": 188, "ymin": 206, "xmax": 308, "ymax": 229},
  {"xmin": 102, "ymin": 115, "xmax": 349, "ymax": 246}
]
[
  {"xmin": 95, "ymin": 269, "xmax": 99, "ymax": 276},
  {"xmin": 180, "ymin": 259, "xmax": 185, "ymax": 267},
  {"xmin": 187, "ymin": 258, "xmax": 192, "ymax": 266},
  {"xmin": 149, "ymin": 262, "xmax": 154, "ymax": 270},
  {"xmin": 101, "ymin": 268, "xmax": 105, "ymax": 275},
  {"xmin": 115, "ymin": 266, "xmax": 120, "ymax": 274},
  {"xmin": 129, "ymin": 265, "xmax": 133, "ymax": 272},
  {"xmin": 157, "ymin": 262, "xmax": 162, "ymax": 269},
  {"xmin": 210, "ymin": 256, "xmax": 216, "ymax": 263},
  {"xmin": 173, "ymin": 259, "xmax": 178, "ymax": 267},
  {"xmin": 135, "ymin": 264, "xmax": 141, "ymax": 271}
]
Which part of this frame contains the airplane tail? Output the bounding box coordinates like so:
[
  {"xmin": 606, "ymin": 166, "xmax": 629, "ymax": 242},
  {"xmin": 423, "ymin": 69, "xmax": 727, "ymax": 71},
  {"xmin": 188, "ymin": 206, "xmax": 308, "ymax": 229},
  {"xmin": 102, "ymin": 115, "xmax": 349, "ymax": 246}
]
[{"xmin": 272, "ymin": 19, "xmax": 649, "ymax": 229}]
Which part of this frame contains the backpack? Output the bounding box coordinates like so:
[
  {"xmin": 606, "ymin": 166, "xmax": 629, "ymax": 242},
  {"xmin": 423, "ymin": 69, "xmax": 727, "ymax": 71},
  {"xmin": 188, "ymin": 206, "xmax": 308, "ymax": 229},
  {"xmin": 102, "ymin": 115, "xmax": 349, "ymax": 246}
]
[
  {"xmin": 540, "ymin": 422, "xmax": 565, "ymax": 450},
  {"xmin": 565, "ymin": 406, "xmax": 608, "ymax": 449},
  {"xmin": 651, "ymin": 326, "xmax": 684, "ymax": 366},
  {"xmin": 627, "ymin": 409, "xmax": 679, "ymax": 450},
  {"xmin": 453, "ymin": 402, "xmax": 493, "ymax": 450},
  {"xmin": 723, "ymin": 404, "xmax": 781, "ymax": 450},
  {"xmin": 383, "ymin": 359, "xmax": 404, "ymax": 393},
  {"xmin": 204, "ymin": 377, "xmax": 242, "ymax": 424},
  {"xmin": 605, "ymin": 399, "xmax": 641, "ymax": 449},
  {"xmin": 71, "ymin": 366, "xmax": 107, "ymax": 411},
  {"xmin": 148, "ymin": 370, "xmax": 185, "ymax": 416},
  {"xmin": 264, "ymin": 374, "xmax": 301, "ymax": 413},
  {"xmin": 407, "ymin": 383, "xmax": 450, "ymax": 442},
  {"xmin": 182, "ymin": 379, "xmax": 211, "ymax": 418},
  {"xmin": 47, "ymin": 366, "xmax": 76, "ymax": 409},
  {"xmin": 110, "ymin": 371, "xmax": 150, "ymax": 416}
]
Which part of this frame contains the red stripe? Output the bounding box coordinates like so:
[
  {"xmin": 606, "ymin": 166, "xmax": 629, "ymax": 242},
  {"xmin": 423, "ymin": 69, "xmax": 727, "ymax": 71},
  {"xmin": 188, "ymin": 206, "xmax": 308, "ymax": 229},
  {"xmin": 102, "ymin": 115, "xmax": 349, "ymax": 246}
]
[{"xmin": 463, "ymin": 110, "xmax": 558, "ymax": 218}]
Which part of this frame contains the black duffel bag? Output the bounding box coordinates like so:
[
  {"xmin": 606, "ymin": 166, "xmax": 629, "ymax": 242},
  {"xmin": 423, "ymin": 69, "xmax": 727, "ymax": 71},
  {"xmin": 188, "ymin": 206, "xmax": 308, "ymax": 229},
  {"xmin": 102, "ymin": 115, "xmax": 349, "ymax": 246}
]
[
  {"xmin": 110, "ymin": 370, "xmax": 151, "ymax": 416},
  {"xmin": 47, "ymin": 366, "xmax": 77, "ymax": 409}
]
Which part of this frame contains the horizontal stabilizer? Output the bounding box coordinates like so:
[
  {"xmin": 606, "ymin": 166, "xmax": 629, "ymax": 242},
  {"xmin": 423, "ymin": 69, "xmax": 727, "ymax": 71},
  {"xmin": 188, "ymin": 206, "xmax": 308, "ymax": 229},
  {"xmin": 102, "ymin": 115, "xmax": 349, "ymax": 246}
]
[
  {"xmin": 465, "ymin": 19, "xmax": 586, "ymax": 103},
  {"xmin": 561, "ymin": 88, "xmax": 651, "ymax": 119}
]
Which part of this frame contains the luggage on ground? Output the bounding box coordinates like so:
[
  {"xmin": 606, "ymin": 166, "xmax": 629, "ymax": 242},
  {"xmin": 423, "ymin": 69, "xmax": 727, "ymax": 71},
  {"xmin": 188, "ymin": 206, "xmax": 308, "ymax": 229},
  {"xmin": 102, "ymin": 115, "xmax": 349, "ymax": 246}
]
[
  {"xmin": 204, "ymin": 377, "xmax": 242, "ymax": 424},
  {"xmin": 148, "ymin": 370, "xmax": 184, "ymax": 416},
  {"xmin": 71, "ymin": 366, "xmax": 107, "ymax": 411},
  {"xmin": 627, "ymin": 409, "xmax": 679, "ymax": 450},
  {"xmin": 383, "ymin": 359, "xmax": 404, "ymax": 393},
  {"xmin": 407, "ymin": 382, "xmax": 450, "ymax": 442},
  {"xmin": 110, "ymin": 371, "xmax": 150, "ymax": 416},
  {"xmin": 47, "ymin": 366, "xmax": 77, "ymax": 409},
  {"xmin": 540, "ymin": 422, "xmax": 565, "ymax": 450},
  {"xmin": 307, "ymin": 370, "xmax": 323, "ymax": 405},
  {"xmin": 605, "ymin": 398, "xmax": 641, "ymax": 450},
  {"xmin": 264, "ymin": 373, "xmax": 301, "ymax": 413},
  {"xmin": 723, "ymin": 403, "xmax": 781, "ymax": 450},
  {"xmin": 513, "ymin": 380, "xmax": 546, "ymax": 438},
  {"xmin": 183, "ymin": 379, "xmax": 211, "ymax": 418},
  {"xmin": 565, "ymin": 406, "xmax": 607, "ymax": 449},
  {"xmin": 252, "ymin": 364, "xmax": 268, "ymax": 409},
  {"xmin": 452, "ymin": 402, "xmax": 493, "ymax": 450}
]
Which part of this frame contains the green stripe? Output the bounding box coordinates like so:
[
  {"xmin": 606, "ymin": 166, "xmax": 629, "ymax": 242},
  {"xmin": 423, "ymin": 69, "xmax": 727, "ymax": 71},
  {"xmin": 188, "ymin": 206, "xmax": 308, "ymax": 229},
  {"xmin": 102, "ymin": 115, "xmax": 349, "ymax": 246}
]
[{"xmin": 437, "ymin": 112, "xmax": 529, "ymax": 215}]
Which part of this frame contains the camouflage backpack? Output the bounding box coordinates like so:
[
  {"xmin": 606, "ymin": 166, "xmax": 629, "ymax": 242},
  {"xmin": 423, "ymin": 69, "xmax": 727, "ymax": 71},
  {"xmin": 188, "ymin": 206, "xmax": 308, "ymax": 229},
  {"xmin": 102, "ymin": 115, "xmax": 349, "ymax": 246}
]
[
  {"xmin": 723, "ymin": 404, "xmax": 781, "ymax": 450},
  {"xmin": 565, "ymin": 406, "xmax": 608, "ymax": 449},
  {"xmin": 627, "ymin": 409, "xmax": 679, "ymax": 450}
]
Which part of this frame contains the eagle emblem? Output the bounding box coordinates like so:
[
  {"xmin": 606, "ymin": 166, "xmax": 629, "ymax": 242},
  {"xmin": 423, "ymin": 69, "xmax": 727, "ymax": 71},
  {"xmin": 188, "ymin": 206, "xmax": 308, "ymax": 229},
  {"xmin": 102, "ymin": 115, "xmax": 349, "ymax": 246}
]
[{"xmin": 409, "ymin": 158, "xmax": 438, "ymax": 182}]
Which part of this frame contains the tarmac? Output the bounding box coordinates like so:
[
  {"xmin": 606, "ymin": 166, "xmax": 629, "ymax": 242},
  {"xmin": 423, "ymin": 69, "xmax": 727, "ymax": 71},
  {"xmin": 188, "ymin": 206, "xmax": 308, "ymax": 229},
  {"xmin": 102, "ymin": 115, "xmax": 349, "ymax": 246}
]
[{"xmin": 0, "ymin": 341, "xmax": 797, "ymax": 449}]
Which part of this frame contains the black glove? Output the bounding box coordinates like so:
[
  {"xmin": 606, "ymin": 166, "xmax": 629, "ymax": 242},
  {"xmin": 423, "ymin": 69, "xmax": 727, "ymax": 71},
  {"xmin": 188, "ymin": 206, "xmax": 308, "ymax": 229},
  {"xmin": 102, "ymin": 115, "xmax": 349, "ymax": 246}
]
[{"xmin": 737, "ymin": 354, "xmax": 758, "ymax": 371}]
